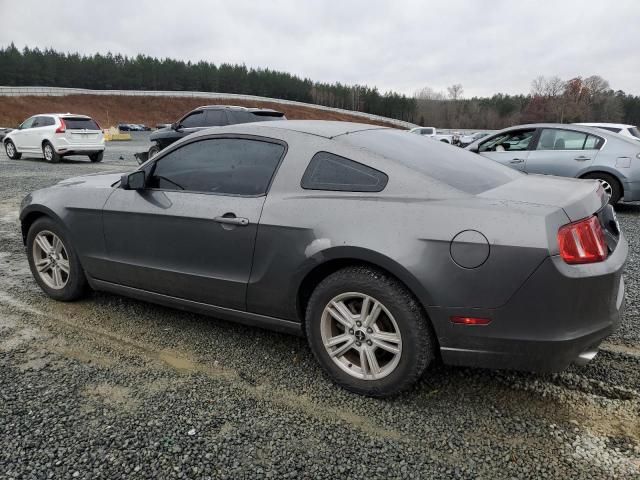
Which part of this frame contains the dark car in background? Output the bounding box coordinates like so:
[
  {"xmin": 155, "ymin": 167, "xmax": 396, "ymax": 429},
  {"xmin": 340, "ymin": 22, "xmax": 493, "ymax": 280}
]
[
  {"xmin": 144, "ymin": 105, "xmax": 286, "ymax": 161},
  {"xmin": 20, "ymin": 121, "xmax": 626, "ymax": 397}
]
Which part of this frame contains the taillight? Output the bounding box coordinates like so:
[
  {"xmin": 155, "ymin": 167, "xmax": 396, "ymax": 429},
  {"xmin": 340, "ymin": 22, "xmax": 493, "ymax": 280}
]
[
  {"xmin": 557, "ymin": 215, "xmax": 607, "ymax": 264},
  {"xmin": 94, "ymin": 119, "xmax": 101, "ymax": 129},
  {"xmin": 55, "ymin": 119, "xmax": 66, "ymax": 134}
]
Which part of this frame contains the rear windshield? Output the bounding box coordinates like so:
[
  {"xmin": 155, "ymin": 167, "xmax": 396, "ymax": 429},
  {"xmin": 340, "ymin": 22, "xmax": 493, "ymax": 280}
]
[
  {"xmin": 249, "ymin": 111, "xmax": 286, "ymax": 121},
  {"xmin": 337, "ymin": 129, "xmax": 521, "ymax": 194},
  {"xmin": 63, "ymin": 117, "xmax": 100, "ymax": 130}
]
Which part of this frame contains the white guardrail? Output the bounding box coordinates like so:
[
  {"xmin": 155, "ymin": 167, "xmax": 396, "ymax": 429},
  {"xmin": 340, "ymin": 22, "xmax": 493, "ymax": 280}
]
[{"xmin": 0, "ymin": 86, "xmax": 418, "ymax": 129}]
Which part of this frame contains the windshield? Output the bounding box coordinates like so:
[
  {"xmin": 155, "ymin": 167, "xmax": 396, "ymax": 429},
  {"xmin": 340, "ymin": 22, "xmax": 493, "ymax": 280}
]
[{"xmin": 337, "ymin": 129, "xmax": 521, "ymax": 195}]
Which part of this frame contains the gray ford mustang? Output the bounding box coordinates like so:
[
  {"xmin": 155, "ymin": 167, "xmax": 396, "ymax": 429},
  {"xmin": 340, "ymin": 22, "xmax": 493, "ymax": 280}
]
[{"xmin": 20, "ymin": 120, "xmax": 627, "ymax": 397}]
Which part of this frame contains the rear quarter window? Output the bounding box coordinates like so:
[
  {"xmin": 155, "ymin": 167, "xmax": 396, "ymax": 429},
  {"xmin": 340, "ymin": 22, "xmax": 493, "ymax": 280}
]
[
  {"xmin": 338, "ymin": 129, "xmax": 521, "ymax": 195},
  {"xmin": 301, "ymin": 152, "xmax": 388, "ymax": 192}
]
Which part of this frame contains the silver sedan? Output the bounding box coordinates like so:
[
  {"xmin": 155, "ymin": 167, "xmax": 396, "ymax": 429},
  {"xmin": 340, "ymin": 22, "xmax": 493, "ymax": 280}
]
[{"xmin": 466, "ymin": 123, "xmax": 640, "ymax": 204}]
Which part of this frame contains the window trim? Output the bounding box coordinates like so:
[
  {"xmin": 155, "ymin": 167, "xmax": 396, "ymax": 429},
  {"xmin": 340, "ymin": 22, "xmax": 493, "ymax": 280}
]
[
  {"xmin": 477, "ymin": 128, "xmax": 539, "ymax": 153},
  {"xmin": 531, "ymin": 127, "xmax": 606, "ymax": 152},
  {"xmin": 143, "ymin": 133, "xmax": 289, "ymax": 198},
  {"xmin": 300, "ymin": 151, "xmax": 389, "ymax": 193}
]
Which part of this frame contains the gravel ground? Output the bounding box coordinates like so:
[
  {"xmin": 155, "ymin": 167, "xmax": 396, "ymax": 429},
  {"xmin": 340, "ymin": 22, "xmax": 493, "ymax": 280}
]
[{"xmin": 0, "ymin": 136, "xmax": 639, "ymax": 479}]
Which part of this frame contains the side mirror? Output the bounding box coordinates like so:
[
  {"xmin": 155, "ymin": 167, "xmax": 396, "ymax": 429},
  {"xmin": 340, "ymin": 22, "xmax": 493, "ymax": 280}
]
[
  {"xmin": 120, "ymin": 171, "xmax": 146, "ymax": 190},
  {"xmin": 171, "ymin": 122, "xmax": 181, "ymax": 131},
  {"xmin": 469, "ymin": 146, "xmax": 479, "ymax": 153}
]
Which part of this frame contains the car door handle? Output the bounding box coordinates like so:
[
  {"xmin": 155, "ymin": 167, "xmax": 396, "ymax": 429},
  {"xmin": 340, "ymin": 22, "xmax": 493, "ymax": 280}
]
[
  {"xmin": 214, "ymin": 214, "xmax": 249, "ymax": 226},
  {"xmin": 509, "ymin": 158, "xmax": 525, "ymax": 164},
  {"xmin": 574, "ymin": 156, "xmax": 591, "ymax": 161}
]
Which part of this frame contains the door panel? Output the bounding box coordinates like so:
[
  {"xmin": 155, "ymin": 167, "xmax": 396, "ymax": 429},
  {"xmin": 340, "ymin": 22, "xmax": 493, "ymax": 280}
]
[
  {"xmin": 480, "ymin": 151, "xmax": 529, "ymax": 171},
  {"xmin": 102, "ymin": 189, "xmax": 265, "ymax": 310},
  {"xmin": 525, "ymin": 128, "xmax": 599, "ymax": 177}
]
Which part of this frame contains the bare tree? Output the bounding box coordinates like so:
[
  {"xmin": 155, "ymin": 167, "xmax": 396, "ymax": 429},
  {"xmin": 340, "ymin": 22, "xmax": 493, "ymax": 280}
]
[
  {"xmin": 447, "ymin": 84, "xmax": 464, "ymax": 100},
  {"xmin": 414, "ymin": 86, "xmax": 446, "ymax": 100}
]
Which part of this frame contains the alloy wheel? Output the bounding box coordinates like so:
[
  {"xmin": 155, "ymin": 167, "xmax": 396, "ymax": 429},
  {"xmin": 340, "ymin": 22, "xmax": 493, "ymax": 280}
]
[
  {"xmin": 6, "ymin": 142, "xmax": 15, "ymax": 157},
  {"xmin": 320, "ymin": 292, "xmax": 402, "ymax": 380},
  {"xmin": 32, "ymin": 230, "xmax": 70, "ymax": 289},
  {"xmin": 597, "ymin": 178, "xmax": 613, "ymax": 197},
  {"xmin": 43, "ymin": 144, "xmax": 53, "ymax": 161}
]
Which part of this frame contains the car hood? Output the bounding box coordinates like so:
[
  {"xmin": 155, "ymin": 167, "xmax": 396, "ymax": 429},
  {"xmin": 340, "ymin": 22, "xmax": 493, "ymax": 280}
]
[
  {"xmin": 150, "ymin": 126, "xmax": 176, "ymax": 141},
  {"xmin": 56, "ymin": 171, "xmax": 125, "ymax": 188},
  {"xmin": 479, "ymin": 174, "xmax": 606, "ymax": 221}
]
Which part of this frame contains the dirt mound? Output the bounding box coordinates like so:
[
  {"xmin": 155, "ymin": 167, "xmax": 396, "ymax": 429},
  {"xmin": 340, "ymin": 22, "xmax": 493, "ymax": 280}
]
[{"xmin": 0, "ymin": 95, "xmax": 401, "ymax": 129}]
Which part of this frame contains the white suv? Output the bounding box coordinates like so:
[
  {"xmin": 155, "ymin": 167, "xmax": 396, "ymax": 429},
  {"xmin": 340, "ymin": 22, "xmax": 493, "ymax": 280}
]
[
  {"xmin": 3, "ymin": 113, "xmax": 105, "ymax": 163},
  {"xmin": 575, "ymin": 123, "xmax": 640, "ymax": 141}
]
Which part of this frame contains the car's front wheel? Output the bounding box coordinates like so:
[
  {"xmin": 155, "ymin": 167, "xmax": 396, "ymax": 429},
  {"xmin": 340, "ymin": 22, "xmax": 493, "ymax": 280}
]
[
  {"xmin": 5, "ymin": 140, "xmax": 21, "ymax": 160},
  {"xmin": 148, "ymin": 144, "xmax": 161, "ymax": 159},
  {"xmin": 26, "ymin": 217, "xmax": 87, "ymax": 301},
  {"xmin": 305, "ymin": 266, "xmax": 435, "ymax": 397},
  {"xmin": 42, "ymin": 142, "xmax": 61, "ymax": 163}
]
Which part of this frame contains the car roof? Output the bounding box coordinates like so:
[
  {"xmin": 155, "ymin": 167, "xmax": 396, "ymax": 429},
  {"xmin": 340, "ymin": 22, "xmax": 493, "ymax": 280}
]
[
  {"xmin": 575, "ymin": 122, "xmax": 635, "ymax": 129},
  {"xmin": 499, "ymin": 123, "xmax": 618, "ymax": 135},
  {"xmin": 194, "ymin": 105, "xmax": 283, "ymax": 114},
  {"xmin": 238, "ymin": 120, "xmax": 387, "ymax": 139},
  {"xmin": 35, "ymin": 113, "xmax": 93, "ymax": 118}
]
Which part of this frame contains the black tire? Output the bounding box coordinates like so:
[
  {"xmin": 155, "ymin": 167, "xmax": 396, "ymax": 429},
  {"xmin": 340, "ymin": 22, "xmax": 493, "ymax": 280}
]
[
  {"xmin": 582, "ymin": 172, "xmax": 622, "ymax": 205},
  {"xmin": 148, "ymin": 144, "xmax": 160, "ymax": 159},
  {"xmin": 42, "ymin": 142, "xmax": 61, "ymax": 163},
  {"xmin": 89, "ymin": 151, "xmax": 104, "ymax": 163},
  {"xmin": 305, "ymin": 266, "xmax": 435, "ymax": 397},
  {"xmin": 26, "ymin": 217, "xmax": 87, "ymax": 301},
  {"xmin": 5, "ymin": 140, "xmax": 21, "ymax": 160}
]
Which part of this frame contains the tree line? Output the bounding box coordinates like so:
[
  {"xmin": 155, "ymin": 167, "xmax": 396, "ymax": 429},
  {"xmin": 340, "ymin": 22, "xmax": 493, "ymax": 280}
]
[
  {"xmin": 0, "ymin": 44, "xmax": 416, "ymax": 122},
  {"xmin": 1, "ymin": 44, "xmax": 639, "ymax": 129},
  {"xmin": 414, "ymin": 76, "xmax": 640, "ymax": 129}
]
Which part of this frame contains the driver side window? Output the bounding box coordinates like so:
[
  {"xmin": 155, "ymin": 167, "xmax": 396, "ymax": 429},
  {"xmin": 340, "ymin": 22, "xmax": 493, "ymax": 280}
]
[
  {"xmin": 148, "ymin": 138, "xmax": 285, "ymax": 196},
  {"xmin": 20, "ymin": 117, "xmax": 36, "ymax": 130},
  {"xmin": 479, "ymin": 129, "xmax": 536, "ymax": 152},
  {"xmin": 180, "ymin": 111, "xmax": 205, "ymax": 128}
]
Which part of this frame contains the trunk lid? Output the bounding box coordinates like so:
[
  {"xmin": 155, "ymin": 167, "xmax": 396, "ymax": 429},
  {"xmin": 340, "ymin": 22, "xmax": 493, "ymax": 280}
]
[{"xmin": 479, "ymin": 174, "xmax": 607, "ymax": 222}]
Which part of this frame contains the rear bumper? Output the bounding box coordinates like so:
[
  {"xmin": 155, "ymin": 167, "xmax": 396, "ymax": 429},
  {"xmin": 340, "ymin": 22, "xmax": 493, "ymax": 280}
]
[
  {"xmin": 429, "ymin": 234, "xmax": 627, "ymax": 372},
  {"xmin": 52, "ymin": 137, "xmax": 105, "ymax": 154}
]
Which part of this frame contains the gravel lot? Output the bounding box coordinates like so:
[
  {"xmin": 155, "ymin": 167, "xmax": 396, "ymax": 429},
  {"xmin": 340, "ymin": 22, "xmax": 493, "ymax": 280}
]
[{"xmin": 1, "ymin": 134, "xmax": 639, "ymax": 479}]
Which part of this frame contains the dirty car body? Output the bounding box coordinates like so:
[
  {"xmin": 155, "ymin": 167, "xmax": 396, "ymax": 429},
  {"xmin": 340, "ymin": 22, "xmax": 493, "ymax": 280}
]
[{"xmin": 21, "ymin": 121, "xmax": 627, "ymax": 393}]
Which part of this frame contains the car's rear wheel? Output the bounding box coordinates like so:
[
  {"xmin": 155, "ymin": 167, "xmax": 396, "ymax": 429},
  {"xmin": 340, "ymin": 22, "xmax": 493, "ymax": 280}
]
[
  {"xmin": 27, "ymin": 217, "xmax": 87, "ymax": 301},
  {"xmin": 89, "ymin": 151, "xmax": 104, "ymax": 163},
  {"xmin": 305, "ymin": 266, "xmax": 435, "ymax": 397},
  {"xmin": 42, "ymin": 142, "xmax": 61, "ymax": 163},
  {"xmin": 5, "ymin": 140, "xmax": 21, "ymax": 160},
  {"xmin": 582, "ymin": 172, "xmax": 621, "ymax": 205}
]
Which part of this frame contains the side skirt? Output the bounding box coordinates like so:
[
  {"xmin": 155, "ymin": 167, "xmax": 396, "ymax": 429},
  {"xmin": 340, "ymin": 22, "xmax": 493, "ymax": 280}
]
[{"xmin": 88, "ymin": 277, "xmax": 303, "ymax": 336}]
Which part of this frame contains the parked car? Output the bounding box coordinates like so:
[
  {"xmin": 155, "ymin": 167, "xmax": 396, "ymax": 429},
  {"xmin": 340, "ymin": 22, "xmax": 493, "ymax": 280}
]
[
  {"xmin": 20, "ymin": 120, "xmax": 626, "ymax": 397},
  {"xmin": 146, "ymin": 105, "xmax": 286, "ymax": 160},
  {"xmin": 4, "ymin": 114, "xmax": 104, "ymax": 163},
  {"xmin": 575, "ymin": 123, "xmax": 640, "ymax": 141},
  {"xmin": 408, "ymin": 126, "xmax": 459, "ymax": 144},
  {"xmin": 458, "ymin": 131, "xmax": 491, "ymax": 148},
  {"xmin": 118, "ymin": 123, "xmax": 134, "ymax": 132},
  {"xmin": 0, "ymin": 127, "xmax": 13, "ymax": 141},
  {"xmin": 466, "ymin": 123, "xmax": 640, "ymax": 204}
]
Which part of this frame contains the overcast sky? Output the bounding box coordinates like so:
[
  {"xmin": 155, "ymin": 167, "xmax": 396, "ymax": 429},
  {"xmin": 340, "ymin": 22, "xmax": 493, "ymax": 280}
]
[{"xmin": 1, "ymin": 0, "xmax": 639, "ymax": 97}]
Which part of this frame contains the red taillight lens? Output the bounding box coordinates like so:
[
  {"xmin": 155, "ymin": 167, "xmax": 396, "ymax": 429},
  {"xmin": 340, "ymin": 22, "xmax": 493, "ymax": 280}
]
[
  {"xmin": 557, "ymin": 215, "xmax": 607, "ymax": 264},
  {"xmin": 55, "ymin": 119, "xmax": 66, "ymax": 134}
]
